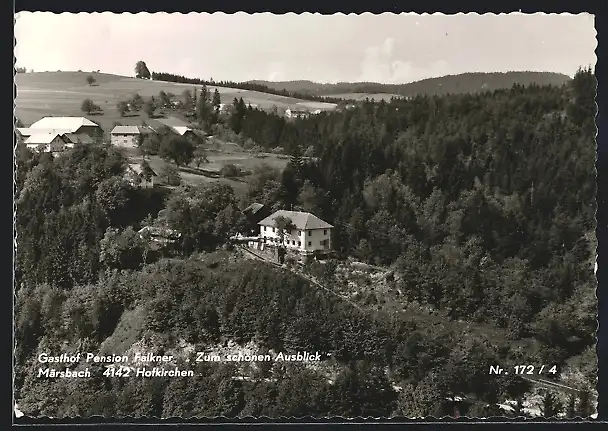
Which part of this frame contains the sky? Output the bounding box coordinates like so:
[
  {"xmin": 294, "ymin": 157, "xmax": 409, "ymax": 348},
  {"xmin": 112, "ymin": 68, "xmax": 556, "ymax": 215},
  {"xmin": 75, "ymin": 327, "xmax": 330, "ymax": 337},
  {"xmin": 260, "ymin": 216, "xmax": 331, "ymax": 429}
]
[{"xmin": 14, "ymin": 12, "xmax": 597, "ymax": 84}]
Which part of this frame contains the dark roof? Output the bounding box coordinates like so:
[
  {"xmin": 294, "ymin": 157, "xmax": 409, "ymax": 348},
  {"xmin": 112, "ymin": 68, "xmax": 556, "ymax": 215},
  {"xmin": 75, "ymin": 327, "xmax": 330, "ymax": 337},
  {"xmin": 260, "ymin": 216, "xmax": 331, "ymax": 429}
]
[
  {"xmin": 63, "ymin": 133, "xmax": 95, "ymax": 144},
  {"xmin": 258, "ymin": 210, "xmax": 333, "ymax": 230},
  {"xmin": 243, "ymin": 203, "xmax": 265, "ymax": 215},
  {"xmin": 128, "ymin": 163, "xmax": 157, "ymax": 176}
]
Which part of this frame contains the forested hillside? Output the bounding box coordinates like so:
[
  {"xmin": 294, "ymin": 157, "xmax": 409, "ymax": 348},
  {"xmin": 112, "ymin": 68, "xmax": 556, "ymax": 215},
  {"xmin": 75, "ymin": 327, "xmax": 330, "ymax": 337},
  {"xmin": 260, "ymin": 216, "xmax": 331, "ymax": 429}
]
[
  {"xmin": 235, "ymin": 68, "xmax": 597, "ymax": 354},
  {"xmin": 250, "ymin": 71, "xmax": 571, "ymax": 97},
  {"xmin": 14, "ymin": 69, "xmax": 597, "ymax": 418}
]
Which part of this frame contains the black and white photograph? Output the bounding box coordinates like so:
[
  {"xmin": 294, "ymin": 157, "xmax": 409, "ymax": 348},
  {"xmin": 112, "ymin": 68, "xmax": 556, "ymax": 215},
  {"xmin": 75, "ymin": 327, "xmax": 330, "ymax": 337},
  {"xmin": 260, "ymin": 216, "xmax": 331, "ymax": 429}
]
[{"xmin": 13, "ymin": 12, "xmax": 598, "ymax": 420}]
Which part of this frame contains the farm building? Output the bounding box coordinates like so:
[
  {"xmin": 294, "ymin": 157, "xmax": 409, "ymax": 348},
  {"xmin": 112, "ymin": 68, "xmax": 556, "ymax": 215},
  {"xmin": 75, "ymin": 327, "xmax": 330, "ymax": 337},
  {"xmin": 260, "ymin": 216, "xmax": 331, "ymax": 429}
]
[
  {"xmin": 242, "ymin": 203, "xmax": 271, "ymax": 234},
  {"xmin": 26, "ymin": 117, "xmax": 103, "ymax": 140},
  {"xmin": 24, "ymin": 132, "xmax": 68, "ymax": 153},
  {"xmin": 125, "ymin": 163, "xmax": 157, "ymax": 188},
  {"xmin": 138, "ymin": 225, "xmax": 181, "ymax": 251},
  {"xmin": 111, "ymin": 125, "xmax": 148, "ymax": 148},
  {"xmin": 16, "ymin": 128, "xmax": 36, "ymax": 141},
  {"xmin": 63, "ymin": 133, "xmax": 95, "ymax": 148},
  {"xmin": 155, "ymin": 117, "xmax": 205, "ymax": 143},
  {"xmin": 258, "ymin": 210, "xmax": 333, "ymax": 254},
  {"xmin": 170, "ymin": 126, "xmax": 206, "ymax": 144},
  {"xmin": 285, "ymin": 108, "xmax": 310, "ymax": 119}
]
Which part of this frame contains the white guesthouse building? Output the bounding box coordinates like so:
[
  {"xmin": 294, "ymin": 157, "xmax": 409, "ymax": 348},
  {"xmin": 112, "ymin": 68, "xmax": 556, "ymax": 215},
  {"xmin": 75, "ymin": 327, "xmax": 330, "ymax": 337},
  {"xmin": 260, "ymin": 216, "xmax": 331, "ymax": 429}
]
[{"xmin": 258, "ymin": 210, "xmax": 333, "ymax": 253}]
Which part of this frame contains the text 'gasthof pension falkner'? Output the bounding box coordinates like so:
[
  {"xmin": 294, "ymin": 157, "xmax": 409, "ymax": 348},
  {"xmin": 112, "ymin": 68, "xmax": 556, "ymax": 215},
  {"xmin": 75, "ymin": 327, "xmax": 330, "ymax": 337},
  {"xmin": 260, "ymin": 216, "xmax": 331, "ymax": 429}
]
[{"xmin": 35, "ymin": 351, "xmax": 329, "ymax": 379}]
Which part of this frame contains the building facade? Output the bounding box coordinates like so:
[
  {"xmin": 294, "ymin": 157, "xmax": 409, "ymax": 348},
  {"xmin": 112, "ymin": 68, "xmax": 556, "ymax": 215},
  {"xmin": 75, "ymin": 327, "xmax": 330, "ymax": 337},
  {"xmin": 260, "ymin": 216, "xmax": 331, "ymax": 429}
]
[
  {"xmin": 258, "ymin": 210, "xmax": 333, "ymax": 253},
  {"xmin": 285, "ymin": 108, "xmax": 310, "ymax": 119},
  {"xmin": 125, "ymin": 163, "xmax": 157, "ymax": 188},
  {"xmin": 111, "ymin": 125, "xmax": 145, "ymax": 148},
  {"xmin": 27, "ymin": 117, "xmax": 103, "ymax": 141},
  {"xmin": 24, "ymin": 133, "xmax": 68, "ymax": 153}
]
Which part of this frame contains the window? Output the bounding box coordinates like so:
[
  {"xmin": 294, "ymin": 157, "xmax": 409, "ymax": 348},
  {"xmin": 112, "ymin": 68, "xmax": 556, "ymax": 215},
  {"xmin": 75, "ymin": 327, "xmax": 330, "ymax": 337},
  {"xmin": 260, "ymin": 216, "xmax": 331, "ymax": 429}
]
[
  {"xmin": 320, "ymin": 241, "xmax": 323, "ymax": 246},
  {"xmin": 298, "ymin": 230, "xmax": 301, "ymax": 235},
  {"xmin": 292, "ymin": 240, "xmax": 295, "ymax": 245},
  {"xmin": 273, "ymin": 227, "xmax": 276, "ymax": 233},
  {"xmin": 308, "ymin": 231, "xmax": 312, "ymax": 236},
  {"xmin": 298, "ymin": 241, "xmax": 301, "ymax": 247},
  {"xmin": 324, "ymin": 229, "xmax": 327, "ymax": 235},
  {"xmin": 308, "ymin": 241, "xmax": 312, "ymax": 247},
  {"xmin": 264, "ymin": 226, "xmax": 267, "ymax": 231}
]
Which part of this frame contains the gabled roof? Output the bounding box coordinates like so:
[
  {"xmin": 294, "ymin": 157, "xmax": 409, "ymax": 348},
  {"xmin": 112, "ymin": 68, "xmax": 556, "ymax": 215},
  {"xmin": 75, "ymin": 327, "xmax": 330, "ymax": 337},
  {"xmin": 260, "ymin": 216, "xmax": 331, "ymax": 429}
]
[
  {"xmin": 156, "ymin": 116, "xmax": 190, "ymax": 128},
  {"xmin": 172, "ymin": 126, "xmax": 192, "ymax": 136},
  {"xmin": 63, "ymin": 133, "xmax": 95, "ymax": 144},
  {"xmin": 243, "ymin": 203, "xmax": 266, "ymax": 215},
  {"xmin": 25, "ymin": 133, "xmax": 63, "ymax": 145},
  {"xmin": 128, "ymin": 163, "xmax": 157, "ymax": 176},
  {"xmin": 111, "ymin": 125, "xmax": 144, "ymax": 134},
  {"xmin": 29, "ymin": 117, "xmax": 100, "ymax": 133},
  {"xmin": 138, "ymin": 225, "xmax": 181, "ymax": 239},
  {"xmin": 258, "ymin": 210, "xmax": 333, "ymax": 230},
  {"xmin": 16, "ymin": 128, "xmax": 35, "ymax": 137}
]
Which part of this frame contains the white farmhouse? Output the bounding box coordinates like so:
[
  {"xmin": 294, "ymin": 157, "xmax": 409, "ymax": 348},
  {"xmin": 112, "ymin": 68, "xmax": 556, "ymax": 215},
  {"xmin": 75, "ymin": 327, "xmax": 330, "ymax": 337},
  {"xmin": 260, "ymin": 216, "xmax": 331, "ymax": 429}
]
[
  {"xmin": 24, "ymin": 132, "xmax": 67, "ymax": 153},
  {"xmin": 285, "ymin": 108, "xmax": 310, "ymax": 119},
  {"xmin": 258, "ymin": 210, "xmax": 333, "ymax": 253},
  {"xmin": 111, "ymin": 125, "xmax": 146, "ymax": 148},
  {"xmin": 21, "ymin": 117, "xmax": 103, "ymax": 141}
]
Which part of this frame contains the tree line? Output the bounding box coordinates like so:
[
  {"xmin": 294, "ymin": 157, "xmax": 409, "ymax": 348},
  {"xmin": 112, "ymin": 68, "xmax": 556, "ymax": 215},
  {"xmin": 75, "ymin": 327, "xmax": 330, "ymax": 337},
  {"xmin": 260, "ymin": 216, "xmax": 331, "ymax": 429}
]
[{"xmin": 150, "ymin": 70, "xmax": 348, "ymax": 104}]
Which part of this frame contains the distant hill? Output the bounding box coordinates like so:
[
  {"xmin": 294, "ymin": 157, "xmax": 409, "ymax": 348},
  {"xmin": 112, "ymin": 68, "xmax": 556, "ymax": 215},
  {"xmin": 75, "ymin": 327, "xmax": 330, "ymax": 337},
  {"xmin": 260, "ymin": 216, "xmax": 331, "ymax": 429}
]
[{"xmin": 249, "ymin": 71, "xmax": 572, "ymax": 99}]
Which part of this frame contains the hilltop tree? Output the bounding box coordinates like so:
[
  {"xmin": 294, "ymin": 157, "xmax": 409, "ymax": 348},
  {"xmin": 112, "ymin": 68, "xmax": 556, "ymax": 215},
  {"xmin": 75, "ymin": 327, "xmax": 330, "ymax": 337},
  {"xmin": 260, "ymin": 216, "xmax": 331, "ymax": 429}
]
[
  {"xmin": 196, "ymin": 85, "xmax": 213, "ymax": 127},
  {"xmin": 134, "ymin": 61, "xmax": 151, "ymax": 79},
  {"xmin": 229, "ymin": 98, "xmax": 247, "ymax": 134},
  {"xmin": 182, "ymin": 89, "xmax": 194, "ymax": 111},
  {"xmin": 158, "ymin": 90, "xmax": 171, "ymax": 107},
  {"xmin": 116, "ymin": 101, "xmax": 128, "ymax": 117},
  {"xmin": 159, "ymin": 136, "xmax": 195, "ymax": 167},
  {"xmin": 143, "ymin": 100, "xmax": 155, "ymax": 118},
  {"xmin": 86, "ymin": 75, "xmax": 96, "ymax": 86},
  {"xmin": 219, "ymin": 163, "xmax": 241, "ymax": 178},
  {"xmin": 131, "ymin": 93, "xmax": 144, "ymax": 110},
  {"xmin": 212, "ymin": 89, "xmax": 221, "ymax": 111},
  {"xmin": 80, "ymin": 99, "xmax": 97, "ymax": 115}
]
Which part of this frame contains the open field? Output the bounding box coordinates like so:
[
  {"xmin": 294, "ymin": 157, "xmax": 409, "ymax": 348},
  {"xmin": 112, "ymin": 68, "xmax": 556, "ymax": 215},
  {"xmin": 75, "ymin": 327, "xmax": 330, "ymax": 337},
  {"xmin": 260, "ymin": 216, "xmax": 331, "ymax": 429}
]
[
  {"xmin": 320, "ymin": 92, "xmax": 406, "ymax": 101},
  {"xmin": 123, "ymin": 140, "xmax": 289, "ymax": 197},
  {"xmin": 15, "ymin": 71, "xmax": 338, "ymax": 129}
]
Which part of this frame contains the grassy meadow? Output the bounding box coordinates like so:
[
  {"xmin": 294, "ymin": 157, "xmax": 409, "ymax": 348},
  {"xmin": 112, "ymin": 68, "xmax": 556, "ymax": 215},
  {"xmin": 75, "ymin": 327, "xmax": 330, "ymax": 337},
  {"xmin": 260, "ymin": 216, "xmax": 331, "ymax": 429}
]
[
  {"xmin": 15, "ymin": 71, "xmax": 293, "ymax": 194},
  {"xmin": 15, "ymin": 71, "xmax": 337, "ymax": 130}
]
